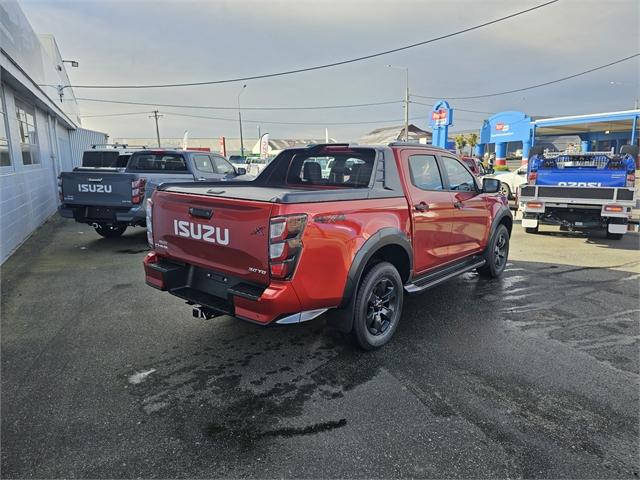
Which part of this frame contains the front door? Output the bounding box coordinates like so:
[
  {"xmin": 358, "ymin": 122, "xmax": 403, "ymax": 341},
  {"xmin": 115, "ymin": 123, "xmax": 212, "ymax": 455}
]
[
  {"xmin": 400, "ymin": 151, "xmax": 457, "ymax": 274},
  {"xmin": 439, "ymin": 155, "xmax": 491, "ymax": 259}
]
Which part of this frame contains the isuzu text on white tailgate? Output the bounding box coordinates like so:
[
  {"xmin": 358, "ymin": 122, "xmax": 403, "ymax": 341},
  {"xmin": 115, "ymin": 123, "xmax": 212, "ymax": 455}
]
[{"xmin": 519, "ymin": 145, "xmax": 637, "ymax": 239}]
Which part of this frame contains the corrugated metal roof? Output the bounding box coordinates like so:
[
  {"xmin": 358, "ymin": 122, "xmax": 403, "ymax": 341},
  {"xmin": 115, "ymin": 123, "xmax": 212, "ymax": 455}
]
[{"xmin": 358, "ymin": 124, "xmax": 432, "ymax": 145}]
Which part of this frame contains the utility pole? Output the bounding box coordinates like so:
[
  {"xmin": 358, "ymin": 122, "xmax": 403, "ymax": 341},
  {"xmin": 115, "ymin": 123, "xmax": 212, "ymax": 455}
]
[
  {"xmin": 149, "ymin": 110, "xmax": 162, "ymax": 147},
  {"xmin": 404, "ymin": 68, "xmax": 409, "ymax": 142},
  {"xmin": 387, "ymin": 65, "xmax": 409, "ymax": 141},
  {"xmin": 237, "ymin": 84, "xmax": 247, "ymax": 158}
]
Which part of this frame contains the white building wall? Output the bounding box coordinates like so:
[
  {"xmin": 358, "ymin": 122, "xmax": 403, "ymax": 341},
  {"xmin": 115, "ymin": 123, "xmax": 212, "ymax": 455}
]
[
  {"xmin": 0, "ymin": 1, "xmax": 110, "ymax": 263},
  {"xmin": 0, "ymin": 83, "xmax": 61, "ymax": 263}
]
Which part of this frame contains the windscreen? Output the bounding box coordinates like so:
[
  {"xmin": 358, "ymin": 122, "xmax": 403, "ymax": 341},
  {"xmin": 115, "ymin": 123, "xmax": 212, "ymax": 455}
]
[
  {"xmin": 127, "ymin": 153, "xmax": 187, "ymax": 171},
  {"xmin": 283, "ymin": 149, "xmax": 376, "ymax": 187}
]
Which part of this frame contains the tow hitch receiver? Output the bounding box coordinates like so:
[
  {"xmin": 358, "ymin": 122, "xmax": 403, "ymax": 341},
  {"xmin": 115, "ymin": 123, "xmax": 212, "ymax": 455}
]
[{"xmin": 192, "ymin": 306, "xmax": 220, "ymax": 320}]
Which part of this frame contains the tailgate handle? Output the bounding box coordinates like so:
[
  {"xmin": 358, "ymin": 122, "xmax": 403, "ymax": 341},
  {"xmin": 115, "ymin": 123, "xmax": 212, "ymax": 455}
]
[{"xmin": 189, "ymin": 207, "xmax": 213, "ymax": 219}]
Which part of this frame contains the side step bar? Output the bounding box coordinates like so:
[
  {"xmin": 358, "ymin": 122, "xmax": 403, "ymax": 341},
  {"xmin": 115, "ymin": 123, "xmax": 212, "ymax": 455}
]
[{"xmin": 404, "ymin": 256, "xmax": 486, "ymax": 294}]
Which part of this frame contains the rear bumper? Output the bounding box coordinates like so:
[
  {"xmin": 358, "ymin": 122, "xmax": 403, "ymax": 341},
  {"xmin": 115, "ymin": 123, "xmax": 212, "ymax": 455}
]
[
  {"xmin": 59, "ymin": 204, "xmax": 145, "ymax": 225},
  {"xmin": 143, "ymin": 253, "xmax": 317, "ymax": 325}
]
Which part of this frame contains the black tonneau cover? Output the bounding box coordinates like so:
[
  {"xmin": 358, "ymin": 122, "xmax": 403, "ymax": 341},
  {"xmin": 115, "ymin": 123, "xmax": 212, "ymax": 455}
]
[
  {"xmin": 157, "ymin": 144, "xmax": 405, "ymax": 204},
  {"xmin": 159, "ymin": 182, "xmax": 401, "ymax": 204}
]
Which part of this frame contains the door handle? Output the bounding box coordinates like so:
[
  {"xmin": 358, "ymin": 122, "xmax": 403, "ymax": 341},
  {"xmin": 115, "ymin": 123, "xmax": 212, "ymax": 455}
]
[
  {"xmin": 454, "ymin": 201, "xmax": 464, "ymax": 209},
  {"xmin": 414, "ymin": 202, "xmax": 429, "ymax": 212},
  {"xmin": 196, "ymin": 177, "xmax": 206, "ymax": 181}
]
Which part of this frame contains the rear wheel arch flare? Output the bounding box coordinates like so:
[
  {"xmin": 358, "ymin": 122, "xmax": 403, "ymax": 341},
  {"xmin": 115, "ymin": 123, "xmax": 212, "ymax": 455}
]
[{"xmin": 340, "ymin": 228, "xmax": 412, "ymax": 308}]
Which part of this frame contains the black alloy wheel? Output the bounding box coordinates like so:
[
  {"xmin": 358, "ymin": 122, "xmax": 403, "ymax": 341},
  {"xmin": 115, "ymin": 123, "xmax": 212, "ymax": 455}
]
[
  {"xmin": 353, "ymin": 262, "xmax": 403, "ymax": 350},
  {"xmin": 366, "ymin": 277, "xmax": 398, "ymax": 337},
  {"xmin": 478, "ymin": 224, "xmax": 510, "ymax": 278}
]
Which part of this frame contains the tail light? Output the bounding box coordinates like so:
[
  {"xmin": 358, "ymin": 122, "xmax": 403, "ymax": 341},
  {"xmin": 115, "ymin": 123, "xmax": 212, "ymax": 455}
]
[
  {"xmin": 132, "ymin": 177, "xmax": 146, "ymax": 204},
  {"xmin": 626, "ymin": 172, "xmax": 635, "ymax": 187},
  {"xmin": 146, "ymin": 199, "xmax": 153, "ymax": 248},
  {"xmin": 57, "ymin": 174, "xmax": 63, "ymax": 201},
  {"xmin": 269, "ymin": 214, "xmax": 307, "ymax": 280},
  {"xmin": 604, "ymin": 204, "xmax": 624, "ymax": 213},
  {"xmin": 526, "ymin": 201, "xmax": 544, "ymax": 212},
  {"xmin": 527, "ymin": 171, "xmax": 537, "ymax": 184}
]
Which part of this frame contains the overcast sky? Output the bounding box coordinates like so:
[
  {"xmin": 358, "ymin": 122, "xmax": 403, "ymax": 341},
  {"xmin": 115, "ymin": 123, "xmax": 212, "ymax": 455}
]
[{"xmin": 20, "ymin": 0, "xmax": 640, "ymax": 141}]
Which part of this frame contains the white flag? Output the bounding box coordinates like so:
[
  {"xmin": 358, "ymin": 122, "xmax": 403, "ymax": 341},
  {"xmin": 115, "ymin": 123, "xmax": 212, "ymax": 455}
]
[{"xmin": 259, "ymin": 133, "xmax": 270, "ymax": 159}]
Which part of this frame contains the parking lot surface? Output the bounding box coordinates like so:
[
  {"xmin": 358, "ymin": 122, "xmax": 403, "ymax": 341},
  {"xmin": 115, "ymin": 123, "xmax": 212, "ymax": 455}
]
[{"xmin": 2, "ymin": 217, "xmax": 639, "ymax": 479}]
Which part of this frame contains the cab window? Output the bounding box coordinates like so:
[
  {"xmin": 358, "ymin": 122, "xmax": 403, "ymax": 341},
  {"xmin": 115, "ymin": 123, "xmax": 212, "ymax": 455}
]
[
  {"xmin": 213, "ymin": 156, "xmax": 234, "ymax": 175},
  {"xmin": 408, "ymin": 155, "xmax": 443, "ymax": 190},
  {"xmin": 193, "ymin": 154, "xmax": 214, "ymax": 173},
  {"xmin": 442, "ymin": 156, "xmax": 476, "ymax": 191}
]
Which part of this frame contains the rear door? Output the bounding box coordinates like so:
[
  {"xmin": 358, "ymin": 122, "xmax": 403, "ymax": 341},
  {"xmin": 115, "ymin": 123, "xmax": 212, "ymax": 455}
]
[
  {"xmin": 439, "ymin": 155, "xmax": 491, "ymax": 259},
  {"xmin": 151, "ymin": 191, "xmax": 274, "ymax": 286},
  {"xmin": 399, "ymin": 150, "xmax": 457, "ymax": 274},
  {"xmin": 60, "ymin": 171, "xmax": 136, "ymax": 207}
]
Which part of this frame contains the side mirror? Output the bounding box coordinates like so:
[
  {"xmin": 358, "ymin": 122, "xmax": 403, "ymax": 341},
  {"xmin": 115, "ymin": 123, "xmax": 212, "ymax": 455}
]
[
  {"xmin": 236, "ymin": 167, "xmax": 247, "ymax": 175},
  {"xmin": 482, "ymin": 177, "xmax": 500, "ymax": 193}
]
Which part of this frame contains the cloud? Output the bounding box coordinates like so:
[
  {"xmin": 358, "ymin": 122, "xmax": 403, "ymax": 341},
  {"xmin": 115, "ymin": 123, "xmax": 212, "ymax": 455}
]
[{"xmin": 19, "ymin": 0, "xmax": 640, "ymax": 140}]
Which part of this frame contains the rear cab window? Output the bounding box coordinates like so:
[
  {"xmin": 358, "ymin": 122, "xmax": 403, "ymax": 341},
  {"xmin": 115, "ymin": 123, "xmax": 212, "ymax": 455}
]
[
  {"xmin": 279, "ymin": 147, "xmax": 376, "ymax": 188},
  {"xmin": 127, "ymin": 153, "xmax": 188, "ymax": 172}
]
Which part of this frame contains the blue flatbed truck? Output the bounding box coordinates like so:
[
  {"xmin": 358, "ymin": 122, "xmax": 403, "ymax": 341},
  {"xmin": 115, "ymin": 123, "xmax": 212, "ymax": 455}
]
[{"xmin": 518, "ymin": 145, "xmax": 637, "ymax": 239}]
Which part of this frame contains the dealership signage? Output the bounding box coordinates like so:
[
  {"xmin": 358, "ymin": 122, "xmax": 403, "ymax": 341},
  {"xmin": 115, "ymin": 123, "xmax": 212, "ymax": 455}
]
[
  {"xmin": 431, "ymin": 100, "xmax": 454, "ymax": 148},
  {"xmin": 480, "ymin": 111, "xmax": 532, "ymax": 145}
]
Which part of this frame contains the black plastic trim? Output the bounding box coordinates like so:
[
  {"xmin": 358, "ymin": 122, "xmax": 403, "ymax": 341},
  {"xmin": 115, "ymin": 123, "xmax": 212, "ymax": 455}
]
[
  {"xmin": 339, "ymin": 227, "xmax": 413, "ymax": 309},
  {"xmin": 405, "ymin": 256, "xmax": 485, "ymax": 293},
  {"xmin": 489, "ymin": 205, "xmax": 513, "ymax": 239}
]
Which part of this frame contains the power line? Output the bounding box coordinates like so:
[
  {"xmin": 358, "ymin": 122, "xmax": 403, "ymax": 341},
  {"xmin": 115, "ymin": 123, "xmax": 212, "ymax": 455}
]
[
  {"xmin": 161, "ymin": 111, "xmax": 482, "ymax": 126},
  {"xmin": 80, "ymin": 110, "xmax": 153, "ymax": 118},
  {"xmin": 411, "ymin": 100, "xmax": 493, "ymax": 115},
  {"xmin": 163, "ymin": 111, "xmax": 413, "ymax": 126},
  {"xmin": 76, "ymin": 97, "xmax": 403, "ymax": 111},
  {"xmin": 162, "ymin": 111, "xmax": 430, "ymax": 126},
  {"xmin": 66, "ymin": 0, "xmax": 558, "ymax": 90},
  {"xmin": 411, "ymin": 53, "xmax": 640, "ymax": 100}
]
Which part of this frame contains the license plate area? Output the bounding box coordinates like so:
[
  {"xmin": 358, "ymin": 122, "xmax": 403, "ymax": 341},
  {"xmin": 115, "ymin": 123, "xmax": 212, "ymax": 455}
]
[
  {"xmin": 87, "ymin": 206, "xmax": 116, "ymax": 219},
  {"xmin": 191, "ymin": 267, "xmax": 232, "ymax": 299}
]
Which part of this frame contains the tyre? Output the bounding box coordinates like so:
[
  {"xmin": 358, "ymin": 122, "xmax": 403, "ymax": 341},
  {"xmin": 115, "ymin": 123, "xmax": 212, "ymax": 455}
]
[
  {"xmin": 606, "ymin": 231, "xmax": 623, "ymax": 240},
  {"xmin": 525, "ymin": 226, "xmax": 539, "ymax": 234},
  {"xmin": 352, "ymin": 262, "xmax": 403, "ymax": 350},
  {"xmin": 478, "ymin": 224, "xmax": 510, "ymax": 278},
  {"xmin": 95, "ymin": 223, "xmax": 127, "ymax": 238},
  {"xmin": 499, "ymin": 182, "xmax": 511, "ymax": 199}
]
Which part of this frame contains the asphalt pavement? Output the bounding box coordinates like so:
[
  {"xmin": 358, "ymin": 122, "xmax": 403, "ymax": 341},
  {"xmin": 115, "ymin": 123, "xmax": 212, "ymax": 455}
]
[{"xmin": 1, "ymin": 217, "xmax": 639, "ymax": 479}]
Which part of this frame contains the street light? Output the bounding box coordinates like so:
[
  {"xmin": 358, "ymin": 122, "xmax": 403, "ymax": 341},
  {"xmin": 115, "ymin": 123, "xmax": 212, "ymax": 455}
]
[
  {"xmin": 387, "ymin": 65, "xmax": 409, "ymax": 142},
  {"xmin": 237, "ymin": 84, "xmax": 247, "ymax": 158}
]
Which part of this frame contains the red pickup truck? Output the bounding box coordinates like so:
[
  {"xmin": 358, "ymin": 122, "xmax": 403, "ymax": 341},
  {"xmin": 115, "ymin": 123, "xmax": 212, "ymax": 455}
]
[{"xmin": 144, "ymin": 143, "xmax": 511, "ymax": 349}]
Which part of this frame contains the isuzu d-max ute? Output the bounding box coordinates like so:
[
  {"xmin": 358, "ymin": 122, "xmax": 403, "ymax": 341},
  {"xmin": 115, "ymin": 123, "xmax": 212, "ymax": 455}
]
[
  {"xmin": 59, "ymin": 149, "xmax": 247, "ymax": 237},
  {"xmin": 519, "ymin": 145, "xmax": 637, "ymax": 239},
  {"xmin": 144, "ymin": 143, "xmax": 511, "ymax": 349}
]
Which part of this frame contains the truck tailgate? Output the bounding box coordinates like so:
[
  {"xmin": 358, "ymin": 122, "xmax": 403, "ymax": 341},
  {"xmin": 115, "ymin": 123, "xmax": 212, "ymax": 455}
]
[
  {"xmin": 536, "ymin": 168, "xmax": 627, "ymax": 187},
  {"xmin": 61, "ymin": 171, "xmax": 136, "ymax": 207},
  {"xmin": 152, "ymin": 190, "xmax": 274, "ymax": 286}
]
